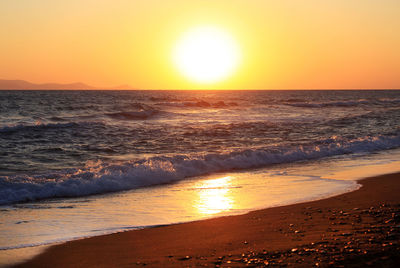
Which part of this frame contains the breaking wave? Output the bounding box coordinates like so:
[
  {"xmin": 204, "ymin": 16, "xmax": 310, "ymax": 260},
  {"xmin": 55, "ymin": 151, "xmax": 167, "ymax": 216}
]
[
  {"xmin": 105, "ymin": 103, "xmax": 161, "ymax": 120},
  {"xmin": 284, "ymin": 98, "xmax": 400, "ymax": 108},
  {"xmin": 1, "ymin": 132, "xmax": 400, "ymax": 205}
]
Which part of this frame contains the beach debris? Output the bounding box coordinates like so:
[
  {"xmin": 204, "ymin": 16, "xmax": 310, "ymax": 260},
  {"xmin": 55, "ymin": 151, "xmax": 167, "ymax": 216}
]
[
  {"xmin": 341, "ymin": 232, "xmax": 352, "ymax": 236},
  {"xmin": 178, "ymin": 255, "xmax": 191, "ymax": 261},
  {"xmin": 214, "ymin": 204, "xmax": 400, "ymax": 267},
  {"xmin": 214, "ymin": 259, "xmax": 222, "ymax": 266},
  {"xmin": 15, "ymin": 220, "xmax": 30, "ymax": 224}
]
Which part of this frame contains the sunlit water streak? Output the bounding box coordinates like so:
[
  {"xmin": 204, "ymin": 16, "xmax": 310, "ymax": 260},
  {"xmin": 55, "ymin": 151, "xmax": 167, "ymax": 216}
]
[{"xmin": 194, "ymin": 176, "xmax": 235, "ymax": 215}]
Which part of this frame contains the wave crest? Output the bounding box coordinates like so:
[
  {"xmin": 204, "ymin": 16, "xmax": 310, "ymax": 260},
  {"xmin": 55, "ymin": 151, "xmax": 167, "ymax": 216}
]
[
  {"xmin": 0, "ymin": 122, "xmax": 79, "ymax": 133},
  {"xmin": 1, "ymin": 132, "xmax": 400, "ymax": 205},
  {"xmin": 156, "ymin": 100, "xmax": 238, "ymax": 108}
]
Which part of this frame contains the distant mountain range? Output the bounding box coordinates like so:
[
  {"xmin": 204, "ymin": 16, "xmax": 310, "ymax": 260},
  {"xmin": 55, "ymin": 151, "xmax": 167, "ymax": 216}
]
[{"xmin": 0, "ymin": 79, "xmax": 134, "ymax": 90}]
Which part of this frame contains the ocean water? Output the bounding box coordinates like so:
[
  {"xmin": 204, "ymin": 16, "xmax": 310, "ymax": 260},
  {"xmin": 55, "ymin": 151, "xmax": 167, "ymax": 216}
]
[{"xmin": 1, "ymin": 90, "xmax": 400, "ymax": 264}]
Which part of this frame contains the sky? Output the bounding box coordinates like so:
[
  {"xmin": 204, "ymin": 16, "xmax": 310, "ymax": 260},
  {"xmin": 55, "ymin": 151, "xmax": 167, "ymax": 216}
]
[{"xmin": 0, "ymin": 0, "xmax": 399, "ymax": 89}]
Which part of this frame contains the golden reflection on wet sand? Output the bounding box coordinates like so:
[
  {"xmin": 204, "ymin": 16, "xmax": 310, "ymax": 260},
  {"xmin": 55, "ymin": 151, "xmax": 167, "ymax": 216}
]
[{"xmin": 193, "ymin": 176, "xmax": 235, "ymax": 215}]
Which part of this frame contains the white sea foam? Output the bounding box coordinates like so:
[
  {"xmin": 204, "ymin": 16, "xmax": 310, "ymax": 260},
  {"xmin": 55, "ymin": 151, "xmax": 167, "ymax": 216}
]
[{"xmin": 1, "ymin": 132, "xmax": 400, "ymax": 205}]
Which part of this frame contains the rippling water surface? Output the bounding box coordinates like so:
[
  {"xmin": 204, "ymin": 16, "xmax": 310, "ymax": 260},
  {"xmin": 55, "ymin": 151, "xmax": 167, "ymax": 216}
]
[
  {"xmin": 1, "ymin": 90, "xmax": 400, "ymax": 204},
  {"xmin": 1, "ymin": 90, "xmax": 400, "ymax": 262}
]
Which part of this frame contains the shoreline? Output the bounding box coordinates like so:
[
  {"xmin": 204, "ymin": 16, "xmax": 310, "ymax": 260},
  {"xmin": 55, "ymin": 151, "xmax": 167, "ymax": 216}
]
[
  {"xmin": 0, "ymin": 170, "xmax": 361, "ymax": 268},
  {"xmin": 14, "ymin": 172, "xmax": 400, "ymax": 267}
]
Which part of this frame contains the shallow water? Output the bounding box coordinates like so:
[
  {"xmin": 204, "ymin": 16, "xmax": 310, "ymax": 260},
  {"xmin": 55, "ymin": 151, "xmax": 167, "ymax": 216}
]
[{"xmin": 1, "ymin": 149, "xmax": 400, "ymax": 253}]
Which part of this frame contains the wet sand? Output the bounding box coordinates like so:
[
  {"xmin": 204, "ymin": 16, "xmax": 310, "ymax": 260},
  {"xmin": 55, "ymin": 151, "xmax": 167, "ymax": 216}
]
[{"xmin": 15, "ymin": 172, "xmax": 400, "ymax": 267}]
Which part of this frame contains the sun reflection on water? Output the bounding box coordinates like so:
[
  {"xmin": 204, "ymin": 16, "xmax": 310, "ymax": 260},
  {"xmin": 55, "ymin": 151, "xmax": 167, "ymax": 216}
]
[{"xmin": 194, "ymin": 176, "xmax": 235, "ymax": 215}]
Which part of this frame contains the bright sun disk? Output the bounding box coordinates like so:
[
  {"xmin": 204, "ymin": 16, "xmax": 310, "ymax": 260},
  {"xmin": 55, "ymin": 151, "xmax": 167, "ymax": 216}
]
[{"xmin": 173, "ymin": 26, "xmax": 241, "ymax": 84}]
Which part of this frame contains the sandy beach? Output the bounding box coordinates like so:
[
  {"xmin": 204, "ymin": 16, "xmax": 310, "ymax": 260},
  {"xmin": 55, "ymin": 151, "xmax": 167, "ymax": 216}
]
[{"xmin": 14, "ymin": 172, "xmax": 400, "ymax": 267}]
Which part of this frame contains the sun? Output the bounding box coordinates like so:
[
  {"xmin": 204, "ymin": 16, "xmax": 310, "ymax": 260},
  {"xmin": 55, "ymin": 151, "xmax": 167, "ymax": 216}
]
[{"xmin": 173, "ymin": 26, "xmax": 241, "ymax": 84}]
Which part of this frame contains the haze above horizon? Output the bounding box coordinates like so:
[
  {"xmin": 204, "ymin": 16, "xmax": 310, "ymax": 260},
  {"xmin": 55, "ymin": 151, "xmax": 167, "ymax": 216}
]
[{"xmin": 1, "ymin": 0, "xmax": 399, "ymax": 90}]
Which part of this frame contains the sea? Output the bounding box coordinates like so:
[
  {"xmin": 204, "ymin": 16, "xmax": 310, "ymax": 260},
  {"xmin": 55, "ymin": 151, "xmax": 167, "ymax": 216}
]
[{"xmin": 1, "ymin": 90, "xmax": 400, "ymax": 265}]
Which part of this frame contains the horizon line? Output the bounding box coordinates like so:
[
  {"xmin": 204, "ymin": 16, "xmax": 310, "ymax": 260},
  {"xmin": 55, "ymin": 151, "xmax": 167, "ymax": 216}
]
[{"xmin": 1, "ymin": 88, "xmax": 400, "ymax": 91}]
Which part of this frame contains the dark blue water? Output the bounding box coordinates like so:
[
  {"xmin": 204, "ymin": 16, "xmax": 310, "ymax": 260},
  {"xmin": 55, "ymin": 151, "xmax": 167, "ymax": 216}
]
[{"xmin": 1, "ymin": 90, "xmax": 400, "ymax": 205}]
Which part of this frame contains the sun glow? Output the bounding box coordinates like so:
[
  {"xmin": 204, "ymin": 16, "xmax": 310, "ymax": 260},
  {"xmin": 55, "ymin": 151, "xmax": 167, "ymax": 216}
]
[{"xmin": 173, "ymin": 26, "xmax": 241, "ymax": 84}]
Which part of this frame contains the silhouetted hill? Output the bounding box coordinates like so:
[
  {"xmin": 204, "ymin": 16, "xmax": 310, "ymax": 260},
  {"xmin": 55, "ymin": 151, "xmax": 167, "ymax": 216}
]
[{"xmin": 0, "ymin": 79, "xmax": 95, "ymax": 90}]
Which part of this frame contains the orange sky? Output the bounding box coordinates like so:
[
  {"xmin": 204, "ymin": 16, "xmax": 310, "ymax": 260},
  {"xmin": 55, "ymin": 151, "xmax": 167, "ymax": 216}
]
[{"xmin": 0, "ymin": 0, "xmax": 399, "ymax": 89}]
